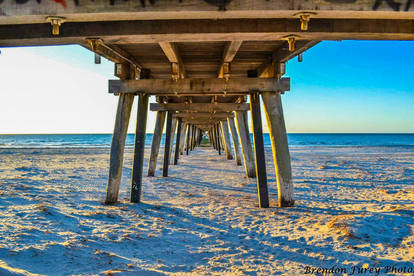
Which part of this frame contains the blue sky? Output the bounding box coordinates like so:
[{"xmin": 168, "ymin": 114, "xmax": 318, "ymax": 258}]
[{"xmin": 0, "ymin": 41, "xmax": 413, "ymax": 133}]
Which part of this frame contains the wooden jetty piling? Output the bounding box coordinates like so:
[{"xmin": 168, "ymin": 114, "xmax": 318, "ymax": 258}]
[
  {"xmin": 131, "ymin": 94, "xmax": 149, "ymax": 203},
  {"xmin": 186, "ymin": 124, "xmax": 191, "ymax": 155},
  {"xmin": 216, "ymin": 124, "xmax": 221, "ymax": 155},
  {"xmin": 179, "ymin": 122, "xmax": 187, "ymax": 155},
  {"xmin": 220, "ymin": 119, "xmax": 234, "ymax": 160},
  {"xmin": 228, "ymin": 117, "xmax": 242, "ymax": 166},
  {"xmin": 262, "ymin": 91, "xmax": 294, "ymax": 207},
  {"xmin": 163, "ymin": 111, "xmax": 173, "ymax": 177},
  {"xmin": 174, "ymin": 118, "xmax": 183, "ymax": 165},
  {"xmin": 235, "ymin": 111, "xmax": 256, "ymax": 178},
  {"xmin": 191, "ymin": 125, "xmax": 196, "ymax": 150},
  {"xmin": 250, "ymin": 93, "xmax": 269, "ymax": 208},
  {"xmin": 168, "ymin": 117, "xmax": 178, "ymax": 164},
  {"xmin": 148, "ymin": 111, "xmax": 166, "ymax": 177},
  {"xmin": 210, "ymin": 127, "xmax": 216, "ymax": 150},
  {"xmin": 105, "ymin": 64, "xmax": 135, "ymax": 205}
]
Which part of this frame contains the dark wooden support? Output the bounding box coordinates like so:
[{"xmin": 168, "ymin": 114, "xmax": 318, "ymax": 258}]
[
  {"xmin": 250, "ymin": 92, "xmax": 269, "ymax": 208},
  {"xmin": 216, "ymin": 123, "xmax": 221, "ymax": 155},
  {"xmin": 218, "ymin": 123, "xmax": 224, "ymax": 150},
  {"xmin": 163, "ymin": 111, "xmax": 173, "ymax": 177},
  {"xmin": 194, "ymin": 127, "xmax": 198, "ymax": 148},
  {"xmin": 228, "ymin": 116, "xmax": 242, "ymax": 166},
  {"xmin": 213, "ymin": 127, "xmax": 218, "ymax": 150},
  {"xmin": 210, "ymin": 127, "xmax": 216, "ymax": 150},
  {"xmin": 131, "ymin": 94, "xmax": 149, "ymax": 203},
  {"xmin": 105, "ymin": 93, "xmax": 134, "ymax": 204},
  {"xmin": 188, "ymin": 124, "xmax": 193, "ymax": 152},
  {"xmin": 147, "ymin": 111, "xmax": 166, "ymax": 177},
  {"xmin": 109, "ymin": 78, "xmax": 290, "ymax": 96},
  {"xmin": 179, "ymin": 122, "xmax": 187, "ymax": 155},
  {"xmin": 192, "ymin": 125, "xmax": 196, "ymax": 150},
  {"xmin": 235, "ymin": 111, "xmax": 256, "ymax": 178},
  {"xmin": 189, "ymin": 125, "xmax": 193, "ymax": 151},
  {"xmin": 105, "ymin": 63, "xmax": 135, "ymax": 205},
  {"xmin": 6, "ymin": 18, "xmax": 414, "ymax": 48},
  {"xmin": 186, "ymin": 124, "xmax": 191, "ymax": 155},
  {"xmin": 168, "ymin": 117, "xmax": 178, "ymax": 164},
  {"xmin": 262, "ymin": 92, "xmax": 294, "ymax": 207},
  {"xmin": 174, "ymin": 118, "xmax": 182, "ymax": 165},
  {"xmin": 220, "ymin": 119, "xmax": 234, "ymax": 160}
]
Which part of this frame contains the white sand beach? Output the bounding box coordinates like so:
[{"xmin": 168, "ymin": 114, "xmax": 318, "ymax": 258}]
[{"xmin": 0, "ymin": 146, "xmax": 413, "ymax": 275}]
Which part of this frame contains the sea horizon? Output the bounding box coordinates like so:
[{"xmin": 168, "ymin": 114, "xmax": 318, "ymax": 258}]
[{"xmin": 0, "ymin": 133, "xmax": 413, "ymax": 149}]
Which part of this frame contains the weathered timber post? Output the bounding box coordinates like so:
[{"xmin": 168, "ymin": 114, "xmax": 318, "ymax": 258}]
[
  {"xmin": 235, "ymin": 111, "xmax": 256, "ymax": 178},
  {"xmin": 250, "ymin": 92, "xmax": 269, "ymax": 208},
  {"xmin": 186, "ymin": 124, "xmax": 191, "ymax": 155},
  {"xmin": 163, "ymin": 111, "xmax": 173, "ymax": 177},
  {"xmin": 105, "ymin": 64, "xmax": 134, "ymax": 205},
  {"xmin": 188, "ymin": 124, "xmax": 192, "ymax": 152},
  {"xmin": 190, "ymin": 125, "xmax": 194, "ymax": 150},
  {"xmin": 196, "ymin": 127, "xmax": 199, "ymax": 147},
  {"xmin": 192, "ymin": 125, "xmax": 196, "ymax": 150},
  {"xmin": 174, "ymin": 118, "xmax": 182, "ymax": 165},
  {"xmin": 168, "ymin": 117, "xmax": 178, "ymax": 164},
  {"xmin": 212, "ymin": 127, "xmax": 217, "ymax": 150},
  {"xmin": 179, "ymin": 122, "xmax": 187, "ymax": 155},
  {"xmin": 190, "ymin": 125, "xmax": 194, "ymax": 151},
  {"xmin": 131, "ymin": 94, "xmax": 149, "ymax": 203},
  {"xmin": 219, "ymin": 125, "xmax": 225, "ymax": 149},
  {"xmin": 147, "ymin": 111, "xmax": 166, "ymax": 176},
  {"xmin": 220, "ymin": 119, "xmax": 234, "ymax": 160},
  {"xmin": 216, "ymin": 123, "xmax": 221, "ymax": 155},
  {"xmin": 194, "ymin": 127, "xmax": 198, "ymax": 148},
  {"xmin": 262, "ymin": 92, "xmax": 294, "ymax": 207},
  {"xmin": 210, "ymin": 128, "xmax": 216, "ymax": 149},
  {"xmin": 227, "ymin": 116, "xmax": 242, "ymax": 166}
]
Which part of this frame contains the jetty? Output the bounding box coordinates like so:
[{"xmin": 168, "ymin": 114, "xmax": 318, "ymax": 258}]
[{"xmin": 1, "ymin": 0, "xmax": 413, "ymax": 208}]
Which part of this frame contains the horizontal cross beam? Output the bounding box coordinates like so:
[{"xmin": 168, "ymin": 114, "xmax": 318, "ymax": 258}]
[
  {"xmin": 109, "ymin": 78, "xmax": 290, "ymax": 96},
  {"xmin": 150, "ymin": 103, "xmax": 249, "ymax": 112},
  {"xmin": 181, "ymin": 118, "xmax": 225, "ymax": 124},
  {"xmin": 174, "ymin": 113, "xmax": 233, "ymax": 119},
  {"xmin": 2, "ymin": 18, "xmax": 414, "ymax": 47},
  {"xmin": 1, "ymin": 1, "xmax": 414, "ymax": 25}
]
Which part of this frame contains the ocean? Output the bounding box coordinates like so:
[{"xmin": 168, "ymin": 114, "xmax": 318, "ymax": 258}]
[{"xmin": 0, "ymin": 134, "xmax": 413, "ymax": 148}]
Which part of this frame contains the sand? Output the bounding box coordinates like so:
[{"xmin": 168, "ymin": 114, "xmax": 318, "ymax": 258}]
[{"xmin": 0, "ymin": 146, "xmax": 413, "ymax": 275}]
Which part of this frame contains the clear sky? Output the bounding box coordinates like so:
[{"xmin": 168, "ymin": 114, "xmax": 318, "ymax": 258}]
[{"xmin": 0, "ymin": 41, "xmax": 413, "ymax": 134}]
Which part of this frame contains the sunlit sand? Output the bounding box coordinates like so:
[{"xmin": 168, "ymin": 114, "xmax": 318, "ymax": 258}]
[{"xmin": 0, "ymin": 146, "xmax": 412, "ymax": 275}]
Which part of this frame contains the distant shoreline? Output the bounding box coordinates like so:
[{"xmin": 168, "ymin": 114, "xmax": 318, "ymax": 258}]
[
  {"xmin": 0, "ymin": 133, "xmax": 413, "ymax": 149},
  {"xmin": 1, "ymin": 133, "xmax": 413, "ymax": 135},
  {"xmin": 1, "ymin": 145, "xmax": 414, "ymax": 150}
]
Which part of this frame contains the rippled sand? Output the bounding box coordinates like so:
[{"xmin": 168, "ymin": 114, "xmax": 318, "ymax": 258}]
[{"xmin": 0, "ymin": 146, "xmax": 413, "ymax": 275}]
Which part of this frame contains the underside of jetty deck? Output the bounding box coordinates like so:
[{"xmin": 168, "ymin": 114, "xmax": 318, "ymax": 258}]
[{"xmin": 1, "ymin": 0, "xmax": 413, "ymax": 208}]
